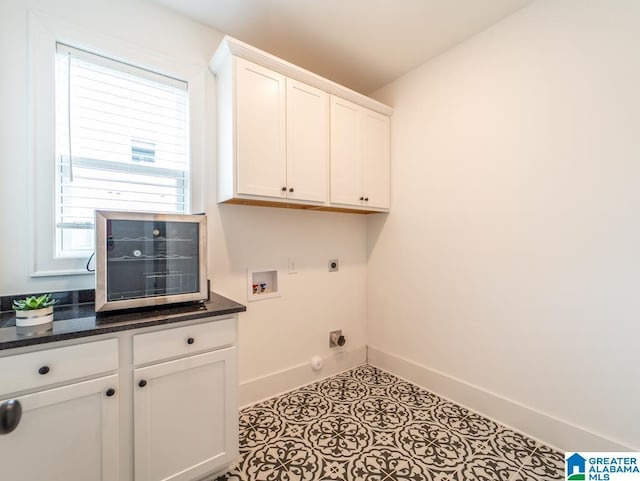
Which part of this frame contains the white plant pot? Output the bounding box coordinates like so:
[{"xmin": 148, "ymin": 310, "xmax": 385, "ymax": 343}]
[{"xmin": 15, "ymin": 306, "xmax": 54, "ymax": 327}]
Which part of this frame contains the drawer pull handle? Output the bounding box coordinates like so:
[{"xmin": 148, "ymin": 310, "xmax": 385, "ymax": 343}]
[
  {"xmin": 38, "ymin": 366, "xmax": 50, "ymax": 375},
  {"xmin": 0, "ymin": 399, "xmax": 22, "ymax": 435},
  {"xmin": 105, "ymin": 388, "xmax": 116, "ymax": 397},
  {"xmin": 187, "ymin": 337, "xmax": 195, "ymax": 345},
  {"xmin": 138, "ymin": 380, "xmax": 147, "ymax": 388}
]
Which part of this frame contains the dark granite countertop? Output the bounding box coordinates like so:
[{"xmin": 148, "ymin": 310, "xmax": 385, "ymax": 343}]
[{"xmin": 0, "ymin": 292, "xmax": 245, "ymax": 351}]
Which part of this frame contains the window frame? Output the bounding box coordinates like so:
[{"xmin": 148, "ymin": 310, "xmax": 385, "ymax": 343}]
[{"xmin": 29, "ymin": 10, "xmax": 206, "ymax": 277}]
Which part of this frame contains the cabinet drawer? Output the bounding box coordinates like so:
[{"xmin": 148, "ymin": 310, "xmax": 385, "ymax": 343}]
[
  {"xmin": 0, "ymin": 338, "xmax": 118, "ymax": 395},
  {"xmin": 133, "ymin": 317, "xmax": 235, "ymax": 366}
]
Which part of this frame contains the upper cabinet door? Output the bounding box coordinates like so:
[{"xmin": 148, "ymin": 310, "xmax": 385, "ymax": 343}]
[
  {"xmin": 330, "ymin": 96, "xmax": 362, "ymax": 206},
  {"xmin": 286, "ymin": 79, "xmax": 328, "ymax": 203},
  {"xmin": 235, "ymin": 57, "xmax": 286, "ymax": 198},
  {"xmin": 361, "ymin": 110, "xmax": 390, "ymax": 209}
]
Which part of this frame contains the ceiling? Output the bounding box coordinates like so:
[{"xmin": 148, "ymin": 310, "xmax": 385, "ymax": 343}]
[{"xmin": 151, "ymin": 0, "xmax": 534, "ymax": 94}]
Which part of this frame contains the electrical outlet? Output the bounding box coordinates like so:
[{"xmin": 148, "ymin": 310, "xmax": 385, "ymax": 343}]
[{"xmin": 328, "ymin": 259, "xmax": 339, "ymax": 272}]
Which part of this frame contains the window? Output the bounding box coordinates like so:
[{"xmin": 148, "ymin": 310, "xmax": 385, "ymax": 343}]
[{"xmin": 54, "ymin": 43, "xmax": 189, "ymax": 258}]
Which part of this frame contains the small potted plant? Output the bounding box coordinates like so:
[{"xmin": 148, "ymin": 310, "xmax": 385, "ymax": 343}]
[{"xmin": 12, "ymin": 294, "xmax": 58, "ymax": 327}]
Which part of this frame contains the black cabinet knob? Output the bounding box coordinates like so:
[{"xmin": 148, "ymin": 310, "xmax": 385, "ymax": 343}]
[
  {"xmin": 138, "ymin": 380, "xmax": 147, "ymax": 388},
  {"xmin": 187, "ymin": 337, "xmax": 195, "ymax": 345},
  {"xmin": 281, "ymin": 186, "xmax": 287, "ymax": 192},
  {"xmin": 359, "ymin": 196, "xmax": 364, "ymax": 201},
  {"xmin": 105, "ymin": 388, "xmax": 116, "ymax": 397},
  {"xmin": 38, "ymin": 366, "xmax": 50, "ymax": 375},
  {"xmin": 289, "ymin": 188, "xmax": 294, "ymax": 193},
  {"xmin": 0, "ymin": 399, "xmax": 22, "ymax": 435},
  {"xmin": 364, "ymin": 197, "xmax": 369, "ymax": 202}
]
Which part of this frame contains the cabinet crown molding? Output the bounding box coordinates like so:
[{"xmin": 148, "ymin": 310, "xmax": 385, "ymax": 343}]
[{"xmin": 209, "ymin": 35, "xmax": 393, "ymax": 116}]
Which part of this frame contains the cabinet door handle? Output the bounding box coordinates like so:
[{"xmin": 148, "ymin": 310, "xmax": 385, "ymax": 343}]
[
  {"xmin": 281, "ymin": 186, "xmax": 287, "ymax": 192},
  {"xmin": 38, "ymin": 366, "xmax": 50, "ymax": 375},
  {"xmin": 289, "ymin": 188, "xmax": 294, "ymax": 193},
  {"xmin": 105, "ymin": 388, "xmax": 116, "ymax": 397},
  {"xmin": 187, "ymin": 337, "xmax": 195, "ymax": 345},
  {"xmin": 364, "ymin": 197, "xmax": 369, "ymax": 202},
  {"xmin": 0, "ymin": 399, "xmax": 22, "ymax": 435},
  {"xmin": 359, "ymin": 196, "xmax": 364, "ymax": 201},
  {"xmin": 138, "ymin": 380, "xmax": 147, "ymax": 388}
]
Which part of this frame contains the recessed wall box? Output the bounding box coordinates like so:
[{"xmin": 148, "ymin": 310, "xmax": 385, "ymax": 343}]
[{"xmin": 247, "ymin": 268, "xmax": 280, "ymax": 301}]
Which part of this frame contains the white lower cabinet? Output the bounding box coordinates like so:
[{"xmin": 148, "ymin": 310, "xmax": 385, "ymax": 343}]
[
  {"xmin": 0, "ymin": 375, "xmax": 119, "ymax": 481},
  {"xmin": 132, "ymin": 316, "xmax": 238, "ymax": 481},
  {"xmin": 0, "ymin": 338, "xmax": 119, "ymax": 481},
  {"xmin": 134, "ymin": 347, "xmax": 237, "ymax": 481},
  {"xmin": 0, "ymin": 315, "xmax": 239, "ymax": 481}
]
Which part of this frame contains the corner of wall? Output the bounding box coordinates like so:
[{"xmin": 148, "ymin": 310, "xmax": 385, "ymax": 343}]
[{"xmin": 238, "ymin": 344, "xmax": 367, "ymax": 407}]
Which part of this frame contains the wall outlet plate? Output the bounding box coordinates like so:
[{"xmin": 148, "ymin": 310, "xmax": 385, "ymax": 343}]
[{"xmin": 328, "ymin": 259, "xmax": 339, "ymax": 272}]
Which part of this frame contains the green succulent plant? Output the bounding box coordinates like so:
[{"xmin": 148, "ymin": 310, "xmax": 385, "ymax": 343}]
[{"xmin": 12, "ymin": 294, "xmax": 58, "ymax": 311}]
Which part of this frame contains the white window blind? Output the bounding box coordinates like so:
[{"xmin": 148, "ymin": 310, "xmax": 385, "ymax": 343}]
[{"xmin": 54, "ymin": 43, "xmax": 189, "ymax": 258}]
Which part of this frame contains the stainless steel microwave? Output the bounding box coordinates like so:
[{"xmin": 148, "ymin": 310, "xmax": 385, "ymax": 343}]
[{"xmin": 95, "ymin": 210, "xmax": 207, "ymax": 312}]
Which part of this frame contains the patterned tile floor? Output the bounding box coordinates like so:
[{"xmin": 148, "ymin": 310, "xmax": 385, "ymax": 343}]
[{"xmin": 215, "ymin": 364, "xmax": 564, "ymax": 481}]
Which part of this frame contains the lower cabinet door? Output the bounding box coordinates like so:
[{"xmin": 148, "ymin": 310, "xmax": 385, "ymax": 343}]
[
  {"xmin": 0, "ymin": 374, "xmax": 119, "ymax": 481},
  {"xmin": 134, "ymin": 347, "xmax": 238, "ymax": 481}
]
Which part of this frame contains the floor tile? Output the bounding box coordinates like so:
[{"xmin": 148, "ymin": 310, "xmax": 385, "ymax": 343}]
[
  {"xmin": 240, "ymin": 438, "xmax": 322, "ymax": 481},
  {"xmin": 347, "ymin": 446, "xmax": 446, "ymax": 481},
  {"xmin": 215, "ymin": 364, "xmax": 564, "ymax": 481},
  {"xmin": 416, "ymin": 429, "xmax": 479, "ymax": 479},
  {"xmin": 238, "ymin": 405, "xmax": 283, "ymax": 451},
  {"xmin": 447, "ymin": 411, "xmax": 499, "ymax": 442},
  {"xmin": 306, "ymin": 414, "xmax": 371, "ymax": 459},
  {"xmin": 316, "ymin": 376, "xmax": 370, "ymax": 403},
  {"xmin": 479, "ymin": 426, "xmax": 538, "ymax": 465},
  {"xmin": 430, "ymin": 400, "xmax": 470, "ymax": 428},
  {"xmin": 447, "ymin": 452, "xmax": 528, "ymax": 481},
  {"xmin": 274, "ymin": 389, "xmax": 332, "ymax": 422},
  {"xmin": 388, "ymin": 379, "xmax": 443, "ymax": 410},
  {"xmin": 515, "ymin": 445, "xmax": 565, "ymax": 481},
  {"xmin": 352, "ymin": 396, "xmax": 412, "ymax": 431}
]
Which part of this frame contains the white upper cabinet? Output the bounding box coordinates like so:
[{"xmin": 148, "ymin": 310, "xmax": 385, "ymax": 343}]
[
  {"xmin": 210, "ymin": 35, "xmax": 392, "ymax": 213},
  {"xmin": 286, "ymin": 79, "xmax": 327, "ymax": 203},
  {"xmin": 235, "ymin": 58, "xmax": 287, "ymax": 199},
  {"xmin": 330, "ymin": 96, "xmax": 390, "ymax": 209},
  {"xmin": 330, "ymin": 96, "xmax": 361, "ymax": 206},
  {"xmin": 216, "ymin": 56, "xmax": 326, "ymax": 205},
  {"xmin": 361, "ymin": 108, "xmax": 391, "ymax": 209}
]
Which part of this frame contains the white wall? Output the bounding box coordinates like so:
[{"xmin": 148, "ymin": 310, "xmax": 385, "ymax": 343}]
[
  {"xmin": 369, "ymin": 0, "xmax": 640, "ymax": 450},
  {"xmin": 210, "ymin": 205, "xmax": 367, "ymax": 393},
  {"xmin": 0, "ymin": 0, "xmax": 367, "ymax": 388},
  {"xmin": 0, "ymin": 0, "xmax": 223, "ymax": 294}
]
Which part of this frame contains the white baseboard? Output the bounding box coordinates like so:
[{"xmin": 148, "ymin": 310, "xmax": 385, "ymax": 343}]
[
  {"xmin": 239, "ymin": 345, "xmax": 367, "ymax": 407},
  {"xmin": 367, "ymin": 346, "xmax": 634, "ymax": 452}
]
